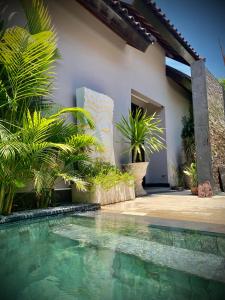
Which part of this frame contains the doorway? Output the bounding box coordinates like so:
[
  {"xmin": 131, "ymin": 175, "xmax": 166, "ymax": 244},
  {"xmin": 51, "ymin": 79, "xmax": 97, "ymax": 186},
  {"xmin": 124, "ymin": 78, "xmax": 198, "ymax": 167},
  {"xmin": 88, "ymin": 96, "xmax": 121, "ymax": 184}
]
[{"xmin": 131, "ymin": 89, "xmax": 169, "ymax": 187}]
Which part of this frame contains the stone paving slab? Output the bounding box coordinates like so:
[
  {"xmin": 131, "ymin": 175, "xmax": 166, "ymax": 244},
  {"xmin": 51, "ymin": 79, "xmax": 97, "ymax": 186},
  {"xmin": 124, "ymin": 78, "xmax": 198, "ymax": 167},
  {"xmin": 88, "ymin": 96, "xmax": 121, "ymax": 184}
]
[{"xmin": 102, "ymin": 191, "xmax": 225, "ymax": 231}]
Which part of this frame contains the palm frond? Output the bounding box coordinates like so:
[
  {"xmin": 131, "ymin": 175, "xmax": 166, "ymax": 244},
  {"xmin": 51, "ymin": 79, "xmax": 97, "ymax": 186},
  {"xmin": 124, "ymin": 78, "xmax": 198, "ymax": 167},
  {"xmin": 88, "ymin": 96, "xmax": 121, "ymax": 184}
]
[
  {"xmin": 116, "ymin": 109, "xmax": 165, "ymax": 162},
  {"xmin": 58, "ymin": 172, "xmax": 87, "ymax": 192},
  {"xmin": 50, "ymin": 107, "xmax": 95, "ymax": 129},
  {"xmin": 66, "ymin": 134, "xmax": 103, "ymax": 152},
  {"xmin": 20, "ymin": 0, "xmax": 53, "ymax": 34},
  {"xmin": 0, "ymin": 26, "xmax": 57, "ymax": 119}
]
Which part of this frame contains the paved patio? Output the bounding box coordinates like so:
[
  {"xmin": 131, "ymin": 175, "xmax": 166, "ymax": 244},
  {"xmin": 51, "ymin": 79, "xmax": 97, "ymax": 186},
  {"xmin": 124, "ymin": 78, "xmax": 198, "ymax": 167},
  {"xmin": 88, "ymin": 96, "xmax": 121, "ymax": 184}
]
[{"xmin": 102, "ymin": 190, "xmax": 225, "ymax": 232}]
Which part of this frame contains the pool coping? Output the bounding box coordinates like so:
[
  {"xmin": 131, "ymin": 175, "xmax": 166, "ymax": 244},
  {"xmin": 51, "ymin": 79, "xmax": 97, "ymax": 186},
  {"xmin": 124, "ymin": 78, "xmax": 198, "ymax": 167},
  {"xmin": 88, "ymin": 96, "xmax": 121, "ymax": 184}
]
[{"xmin": 0, "ymin": 204, "xmax": 100, "ymax": 224}]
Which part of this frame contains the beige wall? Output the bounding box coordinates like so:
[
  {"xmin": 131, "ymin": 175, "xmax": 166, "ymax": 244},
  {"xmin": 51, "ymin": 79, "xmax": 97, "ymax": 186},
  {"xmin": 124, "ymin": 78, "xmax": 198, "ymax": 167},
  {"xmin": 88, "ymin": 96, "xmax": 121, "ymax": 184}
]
[{"xmin": 4, "ymin": 0, "xmax": 190, "ymax": 186}]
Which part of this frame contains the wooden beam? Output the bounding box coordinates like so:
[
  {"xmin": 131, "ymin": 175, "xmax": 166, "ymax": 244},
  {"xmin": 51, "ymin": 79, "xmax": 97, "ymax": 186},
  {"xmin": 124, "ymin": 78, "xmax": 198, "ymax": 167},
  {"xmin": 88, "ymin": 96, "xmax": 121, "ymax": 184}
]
[{"xmin": 77, "ymin": 0, "xmax": 151, "ymax": 52}]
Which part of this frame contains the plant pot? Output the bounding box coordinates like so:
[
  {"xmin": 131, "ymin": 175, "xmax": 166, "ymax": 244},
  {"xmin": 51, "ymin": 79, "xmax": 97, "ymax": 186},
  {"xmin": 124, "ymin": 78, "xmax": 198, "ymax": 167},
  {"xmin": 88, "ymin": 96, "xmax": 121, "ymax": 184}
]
[
  {"xmin": 191, "ymin": 186, "xmax": 198, "ymax": 195},
  {"xmin": 122, "ymin": 162, "xmax": 148, "ymax": 197},
  {"xmin": 183, "ymin": 174, "xmax": 191, "ymax": 189}
]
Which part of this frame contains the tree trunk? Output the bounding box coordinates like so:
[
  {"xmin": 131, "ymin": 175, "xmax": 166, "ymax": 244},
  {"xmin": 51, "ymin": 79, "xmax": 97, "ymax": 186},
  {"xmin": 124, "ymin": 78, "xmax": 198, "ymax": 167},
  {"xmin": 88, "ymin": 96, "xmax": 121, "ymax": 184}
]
[{"xmin": 1, "ymin": 186, "xmax": 15, "ymax": 215}]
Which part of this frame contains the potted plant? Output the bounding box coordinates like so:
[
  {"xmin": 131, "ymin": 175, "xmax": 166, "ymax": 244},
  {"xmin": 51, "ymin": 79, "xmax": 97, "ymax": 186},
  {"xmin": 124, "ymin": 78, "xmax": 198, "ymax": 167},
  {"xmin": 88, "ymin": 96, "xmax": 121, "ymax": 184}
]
[
  {"xmin": 183, "ymin": 163, "xmax": 198, "ymax": 195},
  {"xmin": 116, "ymin": 109, "xmax": 165, "ymax": 196}
]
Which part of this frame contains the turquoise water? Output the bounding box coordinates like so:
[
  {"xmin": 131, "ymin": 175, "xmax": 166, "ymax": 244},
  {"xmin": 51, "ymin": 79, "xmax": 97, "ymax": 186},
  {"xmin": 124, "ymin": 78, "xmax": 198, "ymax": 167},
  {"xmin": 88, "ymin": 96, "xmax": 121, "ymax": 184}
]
[{"xmin": 0, "ymin": 212, "xmax": 225, "ymax": 300}]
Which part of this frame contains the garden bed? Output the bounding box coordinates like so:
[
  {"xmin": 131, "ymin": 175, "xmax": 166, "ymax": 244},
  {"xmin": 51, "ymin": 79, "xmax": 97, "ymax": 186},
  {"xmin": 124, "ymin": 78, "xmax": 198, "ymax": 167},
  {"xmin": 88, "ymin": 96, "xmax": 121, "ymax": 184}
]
[{"xmin": 72, "ymin": 182, "xmax": 135, "ymax": 205}]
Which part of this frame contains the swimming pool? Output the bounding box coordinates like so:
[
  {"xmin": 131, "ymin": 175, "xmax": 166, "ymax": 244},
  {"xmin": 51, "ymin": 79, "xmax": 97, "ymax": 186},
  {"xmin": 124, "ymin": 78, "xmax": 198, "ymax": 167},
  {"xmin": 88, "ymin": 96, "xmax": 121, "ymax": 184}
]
[{"xmin": 0, "ymin": 211, "xmax": 225, "ymax": 300}]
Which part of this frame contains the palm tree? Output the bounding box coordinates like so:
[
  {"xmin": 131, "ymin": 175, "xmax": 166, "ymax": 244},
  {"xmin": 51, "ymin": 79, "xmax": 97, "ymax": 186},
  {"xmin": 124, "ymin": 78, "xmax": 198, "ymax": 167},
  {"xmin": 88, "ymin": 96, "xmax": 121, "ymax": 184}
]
[
  {"xmin": 0, "ymin": 108, "xmax": 99, "ymax": 214},
  {"xmin": 0, "ymin": 0, "xmax": 102, "ymax": 214},
  {"xmin": 0, "ymin": 0, "xmax": 57, "ymax": 126}
]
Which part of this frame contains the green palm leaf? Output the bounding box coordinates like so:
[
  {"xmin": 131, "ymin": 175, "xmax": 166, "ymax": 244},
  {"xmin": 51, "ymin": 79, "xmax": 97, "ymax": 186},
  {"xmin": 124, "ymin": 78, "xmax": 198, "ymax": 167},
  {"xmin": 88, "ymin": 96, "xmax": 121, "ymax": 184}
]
[
  {"xmin": 20, "ymin": 0, "xmax": 53, "ymax": 34},
  {"xmin": 116, "ymin": 109, "xmax": 165, "ymax": 162},
  {"xmin": 0, "ymin": 26, "xmax": 57, "ymax": 122}
]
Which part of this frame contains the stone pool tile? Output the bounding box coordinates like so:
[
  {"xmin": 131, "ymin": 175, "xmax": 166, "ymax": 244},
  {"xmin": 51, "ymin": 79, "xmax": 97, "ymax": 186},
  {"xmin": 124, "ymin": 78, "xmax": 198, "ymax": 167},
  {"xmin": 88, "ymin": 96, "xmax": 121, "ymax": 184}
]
[
  {"xmin": 199, "ymin": 234, "xmax": 218, "ymax": 255},
  {"xmin": 149, "ymin": 227, "xmax": 173, "ymax": 246},
  {"xmin": 172, "ymin": 231, "xmax": 187, "ymax": 249},
  {"xmin": 208, "ymin": 280, "xmax": 225, "ymax": 300},
  {"xmin": 217, "ymin": 237, "xmax": 225, "ymax": 257},
  {"xmin": 0, "ymin": 204, "xmax": 100, "ymax": 224},
  {"xmin": 53, "ymin": 224, "xmax": 225, "ymax": 283}
]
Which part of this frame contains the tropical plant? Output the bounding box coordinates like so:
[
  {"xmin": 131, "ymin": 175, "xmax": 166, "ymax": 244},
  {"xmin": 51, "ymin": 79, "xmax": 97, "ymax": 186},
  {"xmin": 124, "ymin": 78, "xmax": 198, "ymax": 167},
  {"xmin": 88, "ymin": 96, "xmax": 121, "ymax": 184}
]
[
  {"xmin": 77, "ymin": 160, "xmax": 133, "ymax": 191},
  {"xmin": 0, "ymin": 107, "xmax": 98, "ymax": 214},
  {"xmin": 181, "ymin": 107, "xmax": 195, "ymax": 165},
  {"xmin": 0, "ymin": 0, "xmax": 57, "ymax": 126},
  {"xmin": 0, "ymin": 0, "xmax": 101, "ymax": 214},
  {"xmin": 183, "ymin": 163, "xmax": 198, "ymax": 187},
  {"xmin": 0, "ymin": 26, "xmax": 57, "ymax": 125},
  {"xmin": 116, "ymin": 109, "xmax": 165, "ymax": 163}
]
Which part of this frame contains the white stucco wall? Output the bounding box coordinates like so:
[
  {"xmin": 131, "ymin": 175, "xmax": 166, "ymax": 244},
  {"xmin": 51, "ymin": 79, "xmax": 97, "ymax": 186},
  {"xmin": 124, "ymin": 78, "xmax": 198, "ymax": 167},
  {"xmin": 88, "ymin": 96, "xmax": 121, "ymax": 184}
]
[{"xmin": 4, "ymin": 0, "xmax": 190, "ymax": 186}]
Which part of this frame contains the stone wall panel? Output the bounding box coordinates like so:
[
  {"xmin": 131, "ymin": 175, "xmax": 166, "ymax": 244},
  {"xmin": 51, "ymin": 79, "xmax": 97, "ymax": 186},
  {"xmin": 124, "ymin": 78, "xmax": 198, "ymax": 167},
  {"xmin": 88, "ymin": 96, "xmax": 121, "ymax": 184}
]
[{"xmin": 206, "ymin": 70, "xmax": 225, "ymax": 191}]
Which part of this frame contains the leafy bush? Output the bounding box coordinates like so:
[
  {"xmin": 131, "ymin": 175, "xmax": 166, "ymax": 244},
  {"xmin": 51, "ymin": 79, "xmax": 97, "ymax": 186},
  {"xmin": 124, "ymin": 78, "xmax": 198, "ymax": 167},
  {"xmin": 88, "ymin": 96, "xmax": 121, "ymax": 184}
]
[
  {"xmin": 80, "ymin": 160, "xmax": 134, "ymax": 191},
  {"xmin": 181, "ymin": 107, "xmax": 195, "ymax": 165},
  {"xmin": 219, "ymin": 78, "xmax": 225, "ymax": 90},
  {"xmin": 183, "ymin": 163, "xmax": 198, "ymax": 187}
]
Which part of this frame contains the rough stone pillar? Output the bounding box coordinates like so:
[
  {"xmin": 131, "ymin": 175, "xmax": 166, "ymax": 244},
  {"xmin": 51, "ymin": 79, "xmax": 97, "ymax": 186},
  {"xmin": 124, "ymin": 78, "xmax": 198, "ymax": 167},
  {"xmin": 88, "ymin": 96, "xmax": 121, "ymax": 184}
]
[{"xmin": 191, "ymin": 60, "xmax": 225, "ymax": 193}]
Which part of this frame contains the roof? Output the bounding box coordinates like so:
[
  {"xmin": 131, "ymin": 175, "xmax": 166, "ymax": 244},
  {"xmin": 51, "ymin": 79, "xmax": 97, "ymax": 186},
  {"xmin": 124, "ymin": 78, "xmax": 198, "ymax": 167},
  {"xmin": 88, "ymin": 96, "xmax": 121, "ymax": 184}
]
[
  {"xmin": 119, "ymin": 0, "xmax": 201, "ymax": 64},
  {"xmin": 142, "ymin": 1, "xmax": 200, "ymax": 60},
  {"xmin": 108, "ymin": 0, "xmax": 156, "ymax": 44},
  {"xmin": 166, "ymin": 65, "xmax": 192, "ymax": 94},
  {"xmin": 78, "ymin": 0, "xmax": 202, "ymax": 65}
]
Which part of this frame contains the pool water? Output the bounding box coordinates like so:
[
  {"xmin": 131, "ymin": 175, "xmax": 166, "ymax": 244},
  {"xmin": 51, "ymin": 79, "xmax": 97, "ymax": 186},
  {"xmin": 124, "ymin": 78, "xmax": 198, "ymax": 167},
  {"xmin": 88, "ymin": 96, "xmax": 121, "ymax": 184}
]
[{"xmin": 0, "ymin": 211, "xmax": 225, "ymax": 300}]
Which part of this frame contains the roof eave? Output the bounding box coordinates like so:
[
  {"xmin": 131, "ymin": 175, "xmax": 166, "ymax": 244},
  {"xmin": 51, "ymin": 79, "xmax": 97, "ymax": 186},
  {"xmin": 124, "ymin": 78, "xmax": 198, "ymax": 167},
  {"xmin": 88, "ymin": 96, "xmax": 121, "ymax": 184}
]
[
  {"xmin": 77, "ymin": 0, "xmax": 155, "ymax": 52},
  {"xmin": 122, "ymin": 0, "xmax": 202, "ymax": 65}
]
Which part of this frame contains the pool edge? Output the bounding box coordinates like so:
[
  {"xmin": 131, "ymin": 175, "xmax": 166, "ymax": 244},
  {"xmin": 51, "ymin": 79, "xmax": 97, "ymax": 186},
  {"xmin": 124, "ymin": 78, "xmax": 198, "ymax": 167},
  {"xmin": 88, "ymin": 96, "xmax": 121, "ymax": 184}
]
[{"xmin": 0, "ymin": 204, "xmax": 100, "ymax": 224}]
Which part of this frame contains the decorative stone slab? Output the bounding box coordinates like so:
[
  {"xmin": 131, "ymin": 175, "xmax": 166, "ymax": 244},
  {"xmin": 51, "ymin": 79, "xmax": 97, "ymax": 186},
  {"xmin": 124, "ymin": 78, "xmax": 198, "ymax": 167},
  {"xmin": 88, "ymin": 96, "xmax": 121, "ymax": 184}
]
[
  {"xmin": 76, "ymin": 87, "xmax": 115, "ymax": 164},
  {"xmin": 198, "ymin": 181, "xmax": 213, "ymax": 198},
  {"xmin": 0, "ymin": 204, "xmax": 100, "ymax": 224}
]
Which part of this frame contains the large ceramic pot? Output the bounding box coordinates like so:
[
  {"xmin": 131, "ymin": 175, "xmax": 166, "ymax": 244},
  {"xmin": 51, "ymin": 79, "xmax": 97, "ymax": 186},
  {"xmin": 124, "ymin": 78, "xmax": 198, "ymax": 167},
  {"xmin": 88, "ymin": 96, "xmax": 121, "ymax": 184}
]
[{"xmin": 122, "ymin": 162, "xmax": 148, "ymax": 197}]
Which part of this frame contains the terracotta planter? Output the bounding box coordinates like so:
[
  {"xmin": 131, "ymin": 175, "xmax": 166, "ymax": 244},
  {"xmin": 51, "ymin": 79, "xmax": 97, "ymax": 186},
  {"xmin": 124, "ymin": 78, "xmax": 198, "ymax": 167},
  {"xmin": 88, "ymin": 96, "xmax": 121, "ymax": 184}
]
[
  {"xmin": 122, "ymin": 162, "xmax": 148, "ymax": 197},
  {"xmin": 191, "ymin": 186, "xmax": 198, "ymax": 195}
]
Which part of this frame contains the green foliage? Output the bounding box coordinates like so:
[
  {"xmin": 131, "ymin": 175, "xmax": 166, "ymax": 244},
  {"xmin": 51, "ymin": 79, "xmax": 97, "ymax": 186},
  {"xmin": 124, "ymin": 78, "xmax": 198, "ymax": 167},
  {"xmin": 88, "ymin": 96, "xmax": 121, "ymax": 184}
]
[
  {"xmin": 219, "ymin": 78, "xmax": 225, "ymax": 90},
  {"xmin": 181, "ymin": 108, "xmax": 194, "ymax": 139},
  {"xmin": 181, "ymin": 107, "xmax": 195, "ymax": 165},
  {"xmin": 0, "ymin": 26, "xmax": 57, "ymax": 124},
  {"xmin": 116, "ymin": 109, "xmax": 165, "ymax": 163},
  {"xmin": 80, "ymin": 160, "xmax": 134, "ymax": 191},
  {"xmin": 0, "ymin": 0, "xmax": 100, "ymax": 214},
  {"xmin": 0, "ymin": 108, "xmax": 97, "ymax": 214},
  {"xmin": 21, "ymin": 0, "xmax": 54, "ymax": 34},
  {"xmin": 183, "ymin": 163, "xmax": 198, "ymax": 187}
]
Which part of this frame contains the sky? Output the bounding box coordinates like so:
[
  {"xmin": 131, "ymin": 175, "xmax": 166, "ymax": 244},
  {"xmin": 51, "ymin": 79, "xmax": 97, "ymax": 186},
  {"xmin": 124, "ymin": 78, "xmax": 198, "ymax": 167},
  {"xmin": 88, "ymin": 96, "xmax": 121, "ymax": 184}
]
[{"xmin": 155, "ymin": 0, "xmax": 225, "ymax": 78}]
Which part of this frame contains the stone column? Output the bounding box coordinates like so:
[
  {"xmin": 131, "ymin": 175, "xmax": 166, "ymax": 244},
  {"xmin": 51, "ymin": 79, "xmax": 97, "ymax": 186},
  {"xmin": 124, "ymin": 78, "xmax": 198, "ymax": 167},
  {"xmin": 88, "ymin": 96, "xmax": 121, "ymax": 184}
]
[{"xmin": 191, "ymin": 60, "xmax": 225, "ymax": 193}]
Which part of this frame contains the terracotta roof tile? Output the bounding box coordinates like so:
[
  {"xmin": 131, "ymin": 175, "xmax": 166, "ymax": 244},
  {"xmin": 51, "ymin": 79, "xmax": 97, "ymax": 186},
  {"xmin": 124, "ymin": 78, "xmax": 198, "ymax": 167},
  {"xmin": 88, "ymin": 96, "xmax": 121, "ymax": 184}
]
[
  {"xmin": 145, "ymin": 0, "xmax": 201, "ymax": 59},
  {"xmin": 109, "ymin": 0, "xmax": 202, "ymax": 61},
  {"xmin": 109, "ymin": 0, "xmax": 156, "ymax": 43}
]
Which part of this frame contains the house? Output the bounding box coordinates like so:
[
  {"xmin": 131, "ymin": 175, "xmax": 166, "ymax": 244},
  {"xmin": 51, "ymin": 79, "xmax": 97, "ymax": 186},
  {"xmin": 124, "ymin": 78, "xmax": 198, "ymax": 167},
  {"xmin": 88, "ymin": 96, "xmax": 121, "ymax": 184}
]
[{"xmin": 4, "ymin": 0, "xmax": 225, "ymax": 192}]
